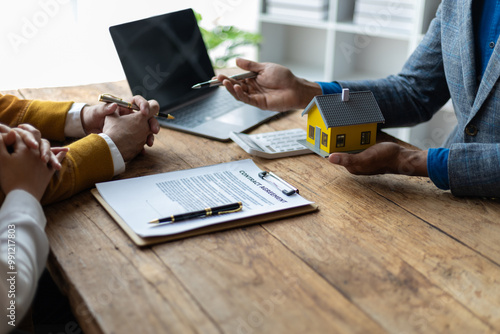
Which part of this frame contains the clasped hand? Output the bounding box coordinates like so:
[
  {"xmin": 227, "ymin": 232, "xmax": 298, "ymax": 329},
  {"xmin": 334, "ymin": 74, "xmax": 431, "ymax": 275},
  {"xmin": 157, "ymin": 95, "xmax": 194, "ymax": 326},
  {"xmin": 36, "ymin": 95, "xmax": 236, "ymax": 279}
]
[
  {"xmin": 82, "ymin": 95, "xmax": 160, "ymax": 162},
  {"xmin": 0, "ymin": 125, "xmax": 68, "ymax": 200}
]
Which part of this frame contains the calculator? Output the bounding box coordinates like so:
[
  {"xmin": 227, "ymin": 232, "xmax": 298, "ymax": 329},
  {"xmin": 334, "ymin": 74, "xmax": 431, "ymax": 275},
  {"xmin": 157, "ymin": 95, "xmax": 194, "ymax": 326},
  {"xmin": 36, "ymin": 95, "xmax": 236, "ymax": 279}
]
[{"xmin": 229, "ymin": 128, "xmax": 312, "ymax": 159}]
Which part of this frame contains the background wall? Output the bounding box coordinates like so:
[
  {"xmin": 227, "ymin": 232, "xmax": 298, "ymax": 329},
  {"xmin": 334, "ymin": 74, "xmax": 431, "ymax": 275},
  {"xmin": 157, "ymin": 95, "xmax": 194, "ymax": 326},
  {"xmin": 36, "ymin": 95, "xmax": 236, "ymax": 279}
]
[
  {"xmin": 1, "ymin": 0, "xmax": 455, "ymax": 149},
  {"xmin": 0, "ymin": 0, "xmax": 259, "ymax": 90}
]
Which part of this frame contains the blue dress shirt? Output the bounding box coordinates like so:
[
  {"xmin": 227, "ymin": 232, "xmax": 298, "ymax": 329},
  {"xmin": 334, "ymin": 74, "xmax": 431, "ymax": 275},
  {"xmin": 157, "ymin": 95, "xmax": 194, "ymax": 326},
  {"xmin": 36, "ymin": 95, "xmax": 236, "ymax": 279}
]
[{"xmin": 316, "ymin": 0, "xmax": 500, "ymax": 190}]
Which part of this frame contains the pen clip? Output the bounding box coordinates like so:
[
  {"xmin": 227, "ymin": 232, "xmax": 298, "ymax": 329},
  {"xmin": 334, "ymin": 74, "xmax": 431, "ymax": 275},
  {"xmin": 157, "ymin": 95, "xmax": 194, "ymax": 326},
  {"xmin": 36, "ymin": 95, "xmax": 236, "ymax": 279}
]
[
  {"xmin": 98, "ymin": 93, "xmax": 121, "ymax": 103},
  {"xmin": 259, "ymin": 171, "xmax": 298, "ymax": 196},
  {"xmin": 98, "ymin": 93, "xmax": 138, "ymax": 110},
  {"xmin": 215, "ymin": 202, "xmax": 243, "ymax": 215}
]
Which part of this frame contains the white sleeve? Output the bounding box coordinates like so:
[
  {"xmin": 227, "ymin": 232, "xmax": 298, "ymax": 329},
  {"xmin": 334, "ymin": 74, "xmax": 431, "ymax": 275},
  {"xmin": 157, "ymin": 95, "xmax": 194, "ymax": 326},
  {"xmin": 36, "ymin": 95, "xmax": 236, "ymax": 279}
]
[
  {"xmin": 63, "ymin": 103, "xmax": 126, "ymax": 176},
  {"xmin": 64, "ymin": 103, "xmax": 87, "ymax": 138},
  {"xmin": 98, "ymin": 133, "xmax": 126, "ymax": 176},
  {"xmin": 0, "ymin": 190, "xmax": 49, "ymax": 333}
]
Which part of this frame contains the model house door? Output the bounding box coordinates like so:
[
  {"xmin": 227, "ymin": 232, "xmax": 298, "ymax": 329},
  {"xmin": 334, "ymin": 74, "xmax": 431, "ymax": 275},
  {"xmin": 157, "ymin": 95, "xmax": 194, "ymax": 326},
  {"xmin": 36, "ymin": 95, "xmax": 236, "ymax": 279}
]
[{"xmin": 315, "ymin": 127, "xmax": 321, "ymax": 151}]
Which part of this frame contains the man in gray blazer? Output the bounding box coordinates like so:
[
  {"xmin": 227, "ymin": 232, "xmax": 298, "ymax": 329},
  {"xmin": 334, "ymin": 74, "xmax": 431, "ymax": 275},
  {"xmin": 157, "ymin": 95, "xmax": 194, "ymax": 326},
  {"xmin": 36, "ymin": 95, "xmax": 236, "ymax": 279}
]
[{"xmin": 218, "ymin": 0, "xmax": 500, "ymax": 198}]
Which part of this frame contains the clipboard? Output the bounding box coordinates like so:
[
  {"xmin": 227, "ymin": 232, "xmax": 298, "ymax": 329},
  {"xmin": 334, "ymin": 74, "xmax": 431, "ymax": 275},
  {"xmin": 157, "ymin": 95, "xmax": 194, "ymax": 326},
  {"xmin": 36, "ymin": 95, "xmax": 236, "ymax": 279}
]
[
  {"xmin": 91, "ymin": 159, "xmax": 318, "ymax": 247},
  {"xmin": 92, "ymin": 188, "xmax": 317, "ymax": 246}
]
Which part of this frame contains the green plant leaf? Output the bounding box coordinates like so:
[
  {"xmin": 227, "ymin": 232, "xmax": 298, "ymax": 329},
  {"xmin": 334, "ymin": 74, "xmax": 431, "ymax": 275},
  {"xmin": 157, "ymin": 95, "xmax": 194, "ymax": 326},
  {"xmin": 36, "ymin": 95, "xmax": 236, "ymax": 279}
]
[{"xmin": 194, "ymin": 10, "xmax": 262, "ymax": 68}]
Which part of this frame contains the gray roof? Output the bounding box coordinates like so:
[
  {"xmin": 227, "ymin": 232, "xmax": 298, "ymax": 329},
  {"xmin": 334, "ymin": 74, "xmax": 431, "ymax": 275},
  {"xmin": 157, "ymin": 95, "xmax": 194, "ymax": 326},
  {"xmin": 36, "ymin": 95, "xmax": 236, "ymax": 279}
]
[{"xmin": 302, "ymin": 91, "xmax": 385, "ymax": 128}]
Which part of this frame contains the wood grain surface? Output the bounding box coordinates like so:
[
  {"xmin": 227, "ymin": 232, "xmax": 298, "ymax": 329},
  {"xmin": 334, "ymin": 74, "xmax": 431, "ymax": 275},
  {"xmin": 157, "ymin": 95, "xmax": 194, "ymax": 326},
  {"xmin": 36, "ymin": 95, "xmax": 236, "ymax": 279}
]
[{"xmin": 4, "ymin": 81, "xmax": 500, "ymax": 334}]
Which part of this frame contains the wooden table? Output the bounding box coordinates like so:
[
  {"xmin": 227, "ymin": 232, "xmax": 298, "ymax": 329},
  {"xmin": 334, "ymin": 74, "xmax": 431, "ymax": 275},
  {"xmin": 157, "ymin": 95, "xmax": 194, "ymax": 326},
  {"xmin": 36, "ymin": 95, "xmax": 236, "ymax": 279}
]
[{"xmin": 5, "ymin": 81, "xmax": 500, "ymax": 334}]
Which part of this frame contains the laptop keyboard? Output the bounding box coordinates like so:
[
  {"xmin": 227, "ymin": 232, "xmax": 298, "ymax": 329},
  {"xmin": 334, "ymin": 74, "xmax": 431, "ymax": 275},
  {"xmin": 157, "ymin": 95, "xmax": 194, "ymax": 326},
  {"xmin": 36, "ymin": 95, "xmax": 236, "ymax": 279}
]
[{"xmin": 166, "ymin": 92, "xmax": 242, "ymax": 128}]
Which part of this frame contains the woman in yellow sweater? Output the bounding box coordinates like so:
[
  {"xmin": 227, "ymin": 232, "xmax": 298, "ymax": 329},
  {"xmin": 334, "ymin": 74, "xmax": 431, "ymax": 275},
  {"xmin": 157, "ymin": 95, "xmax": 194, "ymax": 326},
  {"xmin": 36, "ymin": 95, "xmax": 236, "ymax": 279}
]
[{"xmin": 0, "ymin": 94, "xmax": 160, "ymax": 205}]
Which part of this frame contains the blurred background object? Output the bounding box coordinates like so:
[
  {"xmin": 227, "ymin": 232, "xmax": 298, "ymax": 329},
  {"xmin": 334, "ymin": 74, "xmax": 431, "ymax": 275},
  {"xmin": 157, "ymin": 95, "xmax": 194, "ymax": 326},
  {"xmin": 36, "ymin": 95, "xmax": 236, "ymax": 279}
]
[{"xmin": 195, "ymin": 11, "xmax": 262, "ymax": 68}]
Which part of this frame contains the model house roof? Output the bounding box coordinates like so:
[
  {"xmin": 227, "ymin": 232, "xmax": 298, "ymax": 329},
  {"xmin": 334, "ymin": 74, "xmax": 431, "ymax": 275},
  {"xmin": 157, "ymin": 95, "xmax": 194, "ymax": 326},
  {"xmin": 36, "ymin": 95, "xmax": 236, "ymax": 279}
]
[{"xmin": 302, "ymin": 90, "xmax": 385, "ymax": 128}]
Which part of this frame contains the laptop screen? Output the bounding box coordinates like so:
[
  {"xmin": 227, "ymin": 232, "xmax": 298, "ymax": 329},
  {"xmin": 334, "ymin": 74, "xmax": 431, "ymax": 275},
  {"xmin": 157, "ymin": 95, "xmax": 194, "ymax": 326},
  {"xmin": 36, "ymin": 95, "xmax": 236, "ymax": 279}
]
[{"xmin": 109, "ymin": 9, "xmax": 216, "ymax": 111}]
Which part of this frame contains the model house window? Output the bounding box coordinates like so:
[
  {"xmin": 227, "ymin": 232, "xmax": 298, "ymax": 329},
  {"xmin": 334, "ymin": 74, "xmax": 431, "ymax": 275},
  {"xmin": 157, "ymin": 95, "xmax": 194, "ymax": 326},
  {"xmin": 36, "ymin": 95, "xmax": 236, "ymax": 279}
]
[
  {"xmin": 336, "ymin": 134, "xmax": 345, "ymax": 147},
  {"xmin": 321, "ymin": 132, "xmax": 328, "ymax": 147},
  {"xmin": 361, "ymin": 131, "xmax": 371, "ymax": 145},
  {"xmin": 309, "ymin": 125, "xmax": 315, "ymax": 140}
]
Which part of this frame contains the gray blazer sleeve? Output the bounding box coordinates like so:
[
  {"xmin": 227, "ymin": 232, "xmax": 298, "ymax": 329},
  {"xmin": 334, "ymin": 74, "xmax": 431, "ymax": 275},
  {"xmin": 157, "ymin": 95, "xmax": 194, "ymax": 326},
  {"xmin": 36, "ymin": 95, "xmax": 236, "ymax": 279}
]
[
  {"xmin": 448, "ymin": 143, "xmax": 500, "ymax": 197},
  {"xmin": 336, "ymin": 1, "xmax": 500, "ymax": 197}
]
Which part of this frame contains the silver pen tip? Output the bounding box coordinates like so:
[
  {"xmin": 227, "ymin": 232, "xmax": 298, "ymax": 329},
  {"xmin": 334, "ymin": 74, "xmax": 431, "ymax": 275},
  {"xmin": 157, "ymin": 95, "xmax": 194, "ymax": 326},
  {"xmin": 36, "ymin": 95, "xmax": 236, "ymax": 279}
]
[{"xmin": 191, "ymin": 84, "xmax": 201, "ymax": 89}]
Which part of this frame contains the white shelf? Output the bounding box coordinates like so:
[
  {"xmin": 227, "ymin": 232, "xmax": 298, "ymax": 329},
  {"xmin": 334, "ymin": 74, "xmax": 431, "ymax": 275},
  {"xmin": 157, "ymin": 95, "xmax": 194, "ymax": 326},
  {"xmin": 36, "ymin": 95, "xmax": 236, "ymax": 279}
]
[
  {"xmin": 258, "ymin": 0, "xmax": 440, "ymax": 82},
  {"xmin": 334, "ymin": 69, "xmax": 391, "ymax": 82},
  {"xmin": 334, "ymin": 22, "xmax": 414, "ymax": 41},
  {"xmin": 260, "ymin": 13, "xmax": 332, "ymax": 29},
  {"xmin": 281, "ymin": 62, "xmax": 326, "ymax": 82}
]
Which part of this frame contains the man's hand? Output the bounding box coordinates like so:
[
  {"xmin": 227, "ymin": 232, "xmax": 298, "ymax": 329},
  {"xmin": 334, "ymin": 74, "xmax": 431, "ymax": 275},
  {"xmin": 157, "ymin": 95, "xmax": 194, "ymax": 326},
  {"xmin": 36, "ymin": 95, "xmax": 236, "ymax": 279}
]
[
  {"xmin": 81, "ymin": 103, "xmax": 117, "ymax": 135},
  {"xmin": 129, "ymin": 95, "xmax": 160, "ymax": 147},
  {"xmin": 82, "ymin": 96, "xmax": 160, "ymax": 146},
  {"xmin": 328, "ymin": 142, "xmax": 429, "ymax": 177},
  {"xmin": 217, "ymin": 58, "xmax": 322, "ymax": 112},
  {"xmin": 102, "ymin": 96, "xmax": 160, "ymax": 162}
]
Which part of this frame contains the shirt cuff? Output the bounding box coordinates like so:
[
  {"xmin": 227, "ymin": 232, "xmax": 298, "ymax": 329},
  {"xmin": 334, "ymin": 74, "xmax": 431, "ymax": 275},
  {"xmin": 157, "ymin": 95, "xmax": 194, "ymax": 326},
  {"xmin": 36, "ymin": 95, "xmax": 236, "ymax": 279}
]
[
  {"xmin": 64, "ymin": 103, "xmax": 87, "ymax": 138},
  {"xmin": 427, "ymin": 148, "xmax": 450, "ymax": 190},
  {"xmin": 316, "ymin": 82, "xmax": 343, "ymax": 95},
  {"xmin": 98, "ymin": 133, "xmax": 126, "ymax": 176}
]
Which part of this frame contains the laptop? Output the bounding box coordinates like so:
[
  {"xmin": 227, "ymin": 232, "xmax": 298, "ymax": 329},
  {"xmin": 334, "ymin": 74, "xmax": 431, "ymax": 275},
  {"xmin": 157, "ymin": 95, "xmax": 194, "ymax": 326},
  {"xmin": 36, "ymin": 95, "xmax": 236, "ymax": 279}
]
[{"xmin": 109, "ymin": 8, "xmax": 279, "ymax": 141}]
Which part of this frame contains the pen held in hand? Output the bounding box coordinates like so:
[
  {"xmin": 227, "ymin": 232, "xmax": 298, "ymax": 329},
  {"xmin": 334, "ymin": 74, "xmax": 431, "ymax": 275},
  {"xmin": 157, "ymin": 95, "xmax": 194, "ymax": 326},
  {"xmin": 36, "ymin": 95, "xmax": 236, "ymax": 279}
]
[
  {"xmin": 149, "ymin": 202, "xmax": 243, "ymax": 225},
  {"xmin": 98, "ymin": 93, "xmax": 175, "ymax": 119},
  {"xmin": 191, "ymin": 72, "xmax": 257, "ymax": 89}
]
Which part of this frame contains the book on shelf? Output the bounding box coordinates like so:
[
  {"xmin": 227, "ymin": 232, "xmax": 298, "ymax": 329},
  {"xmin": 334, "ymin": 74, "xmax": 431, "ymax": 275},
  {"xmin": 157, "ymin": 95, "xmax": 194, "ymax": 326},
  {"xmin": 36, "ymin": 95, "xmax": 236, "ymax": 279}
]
[
  {"xmin": 353, "ymin": 0, "xmax": 416, "ymax": 33},
  {"xmin": 265, "ymin": 0, "xmax": 329, "ymax": 21},
  {"xmin": 353, "ymin": 12, "xmax": 414, "ymax": 33},
  {"xmin": 354, "ymin": 0, "xmax": 415, "ymax": 5},
  {"xmin": 266, "ymin": 6, "xmax": 328, "ymax": 21},
  {"xmin": 266, "ymin": 0, "xmax": 328, "ymax": 8},
  {"xmin": 355, "ymin": 1, "xmax": 416, "ymax": 19}
]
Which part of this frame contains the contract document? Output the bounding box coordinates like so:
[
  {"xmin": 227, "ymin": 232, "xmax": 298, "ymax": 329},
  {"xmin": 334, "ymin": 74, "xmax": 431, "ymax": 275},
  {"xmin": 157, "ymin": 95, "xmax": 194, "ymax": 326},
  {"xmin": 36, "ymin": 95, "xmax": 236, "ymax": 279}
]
[{"xmin": 94, "ymin": 159, "xmax": 315, "ymax": 241}]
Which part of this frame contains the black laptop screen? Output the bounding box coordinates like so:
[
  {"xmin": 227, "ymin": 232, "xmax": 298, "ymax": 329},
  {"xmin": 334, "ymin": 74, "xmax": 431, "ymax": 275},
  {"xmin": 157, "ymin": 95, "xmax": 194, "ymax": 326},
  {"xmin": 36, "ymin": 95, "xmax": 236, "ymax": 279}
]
[{"xmin": 109, "ymin": 9, "xmax": 216, "ymax": 111}]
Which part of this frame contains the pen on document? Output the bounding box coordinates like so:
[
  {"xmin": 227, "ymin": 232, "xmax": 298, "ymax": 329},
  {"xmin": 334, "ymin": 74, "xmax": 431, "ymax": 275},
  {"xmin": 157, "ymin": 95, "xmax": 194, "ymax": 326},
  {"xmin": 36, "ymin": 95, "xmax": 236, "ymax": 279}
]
[
  {"xmin": 148, "ymin": 202, "xmax": 243, "ymax": 225},
  {"xmin": 191, "ymin": 72, "xmax": 258, "ymax": 89},
  {"xmin": 98, "ymin": 93, "xmax": 175, "ymax": 119}
]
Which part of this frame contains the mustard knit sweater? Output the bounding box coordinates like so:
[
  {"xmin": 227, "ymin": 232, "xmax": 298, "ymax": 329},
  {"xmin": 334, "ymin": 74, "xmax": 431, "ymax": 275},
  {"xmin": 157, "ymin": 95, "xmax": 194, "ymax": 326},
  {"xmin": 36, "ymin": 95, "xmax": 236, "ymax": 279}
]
[{"xmin": 0, "ymin": 94, "xmax": 114, "ymax": 205}]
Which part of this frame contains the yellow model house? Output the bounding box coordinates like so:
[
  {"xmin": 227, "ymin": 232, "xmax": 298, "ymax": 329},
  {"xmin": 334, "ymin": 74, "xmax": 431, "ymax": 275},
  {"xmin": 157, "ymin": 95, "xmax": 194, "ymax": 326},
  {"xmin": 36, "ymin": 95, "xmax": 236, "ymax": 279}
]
[{"xmin": 301, "ymin": 89, "xmax": 385, "ymax": 157}]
